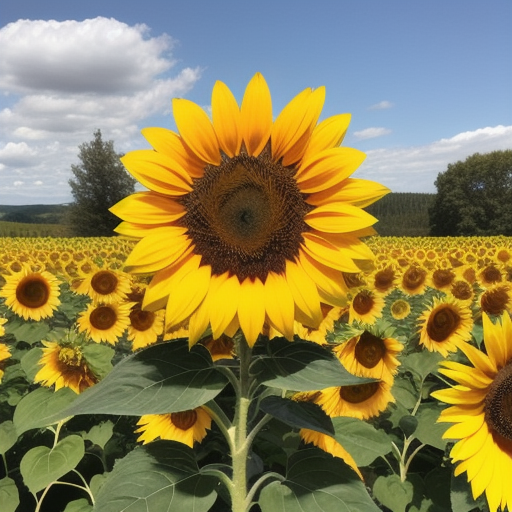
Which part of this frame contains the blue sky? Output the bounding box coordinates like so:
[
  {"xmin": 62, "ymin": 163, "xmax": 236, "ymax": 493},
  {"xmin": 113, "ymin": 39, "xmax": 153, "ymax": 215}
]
[{"xmin": 1, "ymin": 0, "xmax": 511, "ymax": 204}]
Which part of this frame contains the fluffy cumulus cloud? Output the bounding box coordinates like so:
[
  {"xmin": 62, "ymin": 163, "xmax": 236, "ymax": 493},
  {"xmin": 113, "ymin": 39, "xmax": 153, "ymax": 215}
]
[
  {"xmin": 0, "ymin": 17, "xmax": 201, "ymax": 204},
  {"xmin": 353, "ymin": 127, "xmax": 392, "ymax": 140},
  {"xmin": 355, "ymin": 125, "xmax": 512, "ymax": 193}
]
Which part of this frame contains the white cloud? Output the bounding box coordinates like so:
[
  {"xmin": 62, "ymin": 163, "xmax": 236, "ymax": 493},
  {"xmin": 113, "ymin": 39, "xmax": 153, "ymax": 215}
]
[
  {"xmin": 0, "ymin": 17, "xmax": 202, "ymax": 204},
  {"xmin": 355, "ymin": 125, "xmax": 512, "ymax": 193},
  {"xmin": 368, "ymin": 100, "xmax": 394, "ymax": 110},
  {"xmin": 353, "ymin": 127, "xmax": 392, "ymax": 140}
]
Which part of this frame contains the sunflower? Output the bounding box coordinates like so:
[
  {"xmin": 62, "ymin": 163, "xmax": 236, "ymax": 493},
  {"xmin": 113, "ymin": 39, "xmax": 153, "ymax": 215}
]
[
  {"xmin": 348, "ymin": 288, "xmax": 385, "ymax": 325},
  {"xmin": 400, "ymin": 265, "xmax": 428, "ymax": 296},
  {"xmin": 294, "ymin": 304, "xmax": 345, "ymax": 345},
  {"xmin": 110, "ymin": 73, "xmax": 388, "ymax": 347},
  {"xmin": 431, "ymin": 313, "xmax": 512, "ymax": 512},
  {"xmin": 74, "ymin": 268, "xmax": 132, "ymax": 304},
  {"xmin": 0, "ymin": 317, "xmax": 7, "ymax": 337},
  {"xmin": 314, "ymin": 380, "xmax": 394, "ymax": 421},
  {"xmin": 477, "ymin": 264, "xmax": 503, "ymax": 289},
  {"xmin": 77, "ymin": 302, "xmax": 133, "ymax": 344},
  {"xmin": 135, "ymin": 407, "xmax": 212, "ymax": 447},
  {"xmin": 449, "ymin": 279, "xmax": 475, "ymax": 303},
  {"xmin": 0, "ymin": 266, "xmax": 61, "ymax": 321},
  {"xmin": 201, "ymin": 334, "xmax": 236, "ymax": 361},
  {"xmin": 479, "ymin": 283, "xmax": 512, "ymax": 317},
  {"xmin": 390, "ymin": 298, "xmax": 412, "ymax": 320},
  {"xmin": 299, "ymin": 428, "xmax": 362, "ymax": 479},
  {"xmin": 333, "ymin": 330, "xmax": 403, "ymax": 385},
  {"xmin": 418, "ymin": 296, "xmax": 473, "ymax": 357},
  {"xmin": 371, "ymin": 266, "xmax": 397, "ymax": 295},
  {"xmin": 34, "ymin": 340, "xmax": 98, "ymax": 394},
  {"xmin": 429, "ymin": 267, "xmax": 456, "ymax": 292},
  {"xmin": 0, "ymin": 343, "xmax": 11, "ymax": 383}
]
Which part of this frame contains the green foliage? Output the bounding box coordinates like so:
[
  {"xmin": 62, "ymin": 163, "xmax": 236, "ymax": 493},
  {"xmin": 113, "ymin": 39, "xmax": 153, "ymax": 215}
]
[
  {"xmin": 430, "ymin": 150, "xmax": 512, "ymax": 236},
  {"xmin": 67, "ymin": 130, "xmax": 136, "ymax": 236}
]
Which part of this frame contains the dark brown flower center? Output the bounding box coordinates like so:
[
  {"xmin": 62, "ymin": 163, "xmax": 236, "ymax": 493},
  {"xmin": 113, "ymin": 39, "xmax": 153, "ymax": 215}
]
[
  {"xmin": 432, "ymin": 269, "xmax": 455, "ymax": 289},
  {"xmin": 374, "ymin": 267, "xmax": 395, "ymax": 292},
  {"xmin": 16, "ymin": 275, "xmax": 50, "ymax": 308},
  {"xmin": 481, "ymin": 266, "xmax": 502, "ymax": 284},
  {"xmin": 402, "ymin": 266, "xmax": 427, "ymax": 292},
  {"xmin": 91, "ymin": 270, "xmax": 119, "ymax": 295},
  {"xmin": 480, "ymin": 286, "xmax": 510, "ymax": 316},
  {"xmin": 171, "ymin": 410, "xmax": 198, "ymax": 430},
  {"xmin": 451, "ymin": 280, "xmax": 473, "ymax": 301},
  {"xmin": 485, "ymin": 362, "xmax": 512, "ymax": 442},
  {"xmin": 354, "ymin": 331, "xmax": 386, "ymax": 368},
  {"xmin": 129, "ymin": 308, "xmax": 156, "ymax": 331},
  {"xmin": 89, "ymin": 305, "xmax": 117, "ymax": 330},
  {"xmin": 178, "ymin": 152, "xmax": 311, "ymax": 281},
  {"xmin": 352, "ymin": 290, "xmax": 375, "ymax": 315},
  {"xmin": 339, "ymin": 382, "xmax": 380, "ymax": 403},
  {"xmin": 426, "ymin": 306, "xmax": 461, "ymax": 342}
]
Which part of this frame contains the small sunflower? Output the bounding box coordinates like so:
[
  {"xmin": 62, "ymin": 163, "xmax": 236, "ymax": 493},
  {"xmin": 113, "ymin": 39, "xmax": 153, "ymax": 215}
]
[
  {"xmin": 431, "ymin": 313, "xmax": 512, "ymax": 512},
  {"xmin": 418, "ymin": 296, "xmax": 473, "ymax": 357},
  {"xmin": 74, "ymin": 268, "xmax": 132, "ymax": 304},
  {"xmin": 449, "ymin": 279, "xmax": 475, "ymax": 303},
  {"xmin": 477, "ymin": 264, "xmax": 503, "ymax": 289},
  {"xmin": 348, "ymin": 288, "xmax": 385, "ymax": 325},
  {"xmin": 400, "ymin": 265, "xmax": 428, "ymax": 296},
  {"xmin": 479, "ymin": 283, "xmax": 512, "ymax": 317},
  {"xmin": 294, "ymin": 304, "xmax": 345, "ymax": 345},
  {"xmin": 135, "ymin": 407, "xmax": 212, "ymax": 447},
  {"xmin": 0, "ymin": 266, "xmax": 61, "ymax": 321},
  {"xmin": 34, "ymin": 340, "xmax": 98, "ymax": 394},
  {"xmin": 111, "ymin": 73, "xmax": 388, "ymax": 347},
  {"xmin": 201, "ymin": 334, "xmax": 236, "ymax": 361},
  {"xmin": 371, "ymin": 266, "xmax": 397, "ymax": 295},
  {"xmin": 333, "ymin": 330, "xmax": 403, "ymax": 385},
  {"xmin": 0, "ymin": 343, "xmax": 11, "ymax": 383},
  {"xmin": 300, "ymin": 428, "xmax": 362, "ymax": 479},
  {"xmin": 429, "ymin": 267, "xmax": 456, "ymax": 292},
  {"xmin": 77, "ymin": 302, "xmax": 133, "ymax": 344},
  {"xmin": 0, "ymin": 317, "xmax": 7, "ymax": 337},
  {"xmin": 390, "ymin": 298, "xmax": 412, "ymax": 320},
  {"xmin": 314, "ymin": 380, "xmax": 394, "ymax": 420}
]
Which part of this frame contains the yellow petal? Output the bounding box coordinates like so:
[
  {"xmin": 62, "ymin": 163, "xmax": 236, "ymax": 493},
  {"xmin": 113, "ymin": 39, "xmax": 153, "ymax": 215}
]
[
  {"xmin": 238, "ymin": 277, "xmax": 265, "ymax": 347},
  {"xmin": 165, "ymin": 264, "xmax": 211, "ymax": 328},
  {"xmin": 114, "ymin": 221, "xmax": 171, "ymax": 238},
  {"xmin": 438, "ymin": 403, "xmax": 485, "ymax": 423},
  {"xmin": 264, "ymin": 272, "xmax": 295, "ymax": 340},
  {"xmin": 240, "ymin": 73, "xmax": 272, "ymax": 157},
  {"xmin": 285, "ymin": 259, "xmax": 323, "ymax": 327},
  {"xmin": 432, "ymin": 386, "xmax": 487, "ymax": 406},
  {"xmin": 320, "ymin": 233, "xmax": 375, "ymax": 261},
  {"xmin": 443, "ymin": 413, "xmax": 485, "ymax": 439},
  {"xmin": 172, "ymin": 98, "xmax": 221, "ymax": 165},
  {"xmin": 121, "ymin": 150, "xmax": 192, "ymax": 196},
  {"xmin": 449, "ymin": 420, "xmax": 488, "ymax": 461},
  {"xmin": 438, "ymin": 367, "xmax": 492, "ymax": 389},
  {"xmin": 302, "ymin": 232, "xmax": 361, "ymax": 273},
  {"xmin": 302, "ymin": 113, "xmax": 351, "ymax": 161},
  {"xmin": 305, "ymin": 203, "xmax": 378, "ymax": 233},
  {"xmin": 212, "ymin": 80, "xmax": 242, "ymax": 157},
  {"xmin": 209, "ymin": 275, "xmax": 240, "ymax": 339},
  {"xmin": 272, "ymin": 86, "xmax": 325, "ymax": 163},
  {"xmin": 307, "ymin": 178, "xmax": 390, "ymax": 208},
  {"xmin": 295, "ymin": 147, "xmax": 366, "ymax": 193},
  {"xmin": 110, "ymin": 192, "xmax": 185, "ymax": 225},
  {"xmin": 456, "ymin": 341, "xmax": 496, "ymax": 377},
  {"xmin": 141, "ymin": 127, "xmax": 205, "ymax": 179},
  {"xmin": 482, "ymin": 312, "xmax": 511, "ymax": 369}
]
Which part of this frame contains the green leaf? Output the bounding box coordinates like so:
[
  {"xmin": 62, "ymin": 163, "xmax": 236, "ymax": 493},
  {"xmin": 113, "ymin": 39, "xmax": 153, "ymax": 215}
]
[
  {"xmin": 414, "ymin": 403, "xmax": 449, "ymax": 451},
  {"xmin": 20, "ymin": 347, "xmax": 43, "ymax": 381},
  {"xmin": 259, "ymin": 447, "xmax": 380, "ymax": 512},
  {"xmin": 259, "ymin": 396, "xmax": 334, "ymax": 435},
  {"xmin": 332, "ymin": 417, "xmax": 392, "ymax": 467},
  {"xmin": 81, "ymin": 420, "xmax": 114, "ymax": 449},
  {"xmin": 450, "ymin": 469, "xmax": 488, "ymax": 512},
  {"xmin": 372, "ymin": 474, "xmax": 414, "ymax": 512},
  {"xmin": 0, "ymin": 477, "xmax": 20, "ymax": 512},
  {"xmin": 13, "ymin": 387, "xmax": 77, "ymax": 435},
  {"xmin": 92, "ymin": 441, "xmax": 217, "ymax": 512},
  {"xmin": 0, "ymin": 421, "xmax": 18, "ymax": 454},
  {"xmin": 424, "ymin": 467, "xmax": 451, "ymax": 509},
  {"xmin": 392, "ymin": 377, "xmax": 418, "ymax": 410},
  {"xmin": 17, "ymin": 340, "xmax": 228, "ymax": 426},
  {"xmin": 402, "ymin": 351, "xmax": 444, "ymax": 384},
  {"xmin": 82, "ymin": 343, "xmax": 114, "ymax": 379},
  {"xmin": 252, "ymin": 339, "xmax": 372, "ymax": 391},
  {"xmin": 5, "ymin": 318, "xmax": 50, "ymax": 344},
  {"xmin": 63, "ymin": 498, "xmax": 93, "ymax": 512},
  {"xmin": 399, "ymin": 415, "xmax": 418, "ymax": 437},
  {"xmin": 20, "ymin": 435, "xmax": 85, "ymax": 493}
]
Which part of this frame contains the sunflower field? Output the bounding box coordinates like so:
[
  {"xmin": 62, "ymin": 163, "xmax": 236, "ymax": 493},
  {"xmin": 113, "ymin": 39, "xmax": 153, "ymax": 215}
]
[{"xmin": 2, "ymin": 73, "xmax": 512, "ymax": 512}]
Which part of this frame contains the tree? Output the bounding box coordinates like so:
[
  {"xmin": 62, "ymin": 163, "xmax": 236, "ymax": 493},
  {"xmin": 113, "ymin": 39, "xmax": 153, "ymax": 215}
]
[
  {"xmin": 68, "ymin": 130, "xmax": 136, "ymax": 236},
  {"xmin": 429, "ymin": 150, "xmax": 512, "ymax": 236}
]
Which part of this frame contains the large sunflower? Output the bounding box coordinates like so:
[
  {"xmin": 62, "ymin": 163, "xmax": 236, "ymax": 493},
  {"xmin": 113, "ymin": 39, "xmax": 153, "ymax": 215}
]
[
  {"xmin": 431, "ymin": 313, "xmax": 512, "ymax": 512},
  {"xmin": 135, "ymin": 407, "xmax": 212, "ymax": 448},
  {"xmin": 0, "ymin": 266, "xmax": 61, "ymax": 321},
  {"xmin": 77, "ymin": 302, "xmax": 133, "ymax": 345},
  {"xmin": 111, "ymin": 73, "xmax": 389, "ymax": 347}
]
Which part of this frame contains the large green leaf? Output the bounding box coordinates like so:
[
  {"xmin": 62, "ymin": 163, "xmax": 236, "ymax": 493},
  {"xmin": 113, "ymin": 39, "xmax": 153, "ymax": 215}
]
[
  {"xmin": 5, "ymin": 318, "xmax": 50, "ymax": 344},
  {"xmin": 81, "ymin": 420, "xmax": 114, "ymax": 449},
  {"xmin": 259, "ymin": 448, "xmax": 380, "ymax": 512},
  {"xmin": 20, "ymin": 435, "xmax": 85, "ymax": 493},
  {"xmin": 92, "ymin": 441, "xmax": 217, "ymax": 512},
  {"xmin": 0, "ymin": 421, "xmax": 18, "ymax": 454},
  {"xmin": 259, "ymin": 396, "xmax": 334, "ymax": 435},
  {"xmin": 332, "ymin": 417, "xmax": 392, "ymax": 467},
  {"xmin": 63, "ymin": 498, "xmax": 93, "ymax": 512},
  {"xmin": 252, "ymin": 339, "xmax": 372, "ymax": 391},
  {"xmin": 414, "ymin": 403, "xmax": 449, "ymax": 451},
  {"xmin": 13, "ymin": 387, "xmax": 77, "ymax": 435},
  {"xmin": 372, "ymin": 474, "xmax": 414, "ymax": 512},
  {"xmin": 401, "ymin": 352, "xmax": 444, "ymax": 384},
  {"xmin": 17, "ymin": 340, "xmax": 228, "ymax": 427},
  {"xmin": 0, "ymin": 477, "xmax": 19, "ymax": 512}
]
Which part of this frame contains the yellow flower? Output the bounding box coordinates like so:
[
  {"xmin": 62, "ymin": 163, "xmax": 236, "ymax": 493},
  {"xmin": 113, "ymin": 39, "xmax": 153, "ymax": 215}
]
[
  {"xmin": 432, "ymin": 313, "xmax": 512, "ymax": 512},
  {"xmin": 135, "ymin": 408, "xmax": 212, "ymax": 447},
  {"xmin": 390, "ymin": 298, "xmax": 411, "ymax": 320},
  {"xmin": 74, "ymin": 268, "xmax": 132, "ymax": 304},
  {"xmin": 0, "ymin": 266, "xmax": 61, "ymax": 321},
  {"xmin": 299, "ymin": 428, "xmax": 362, "ymax": 479},
  {"xmin": 201, "ymin": 334, "xmax": 236, "ymax": 361},
  {"xmin": 34, "ymin": 340, "xmax": 98, "ymax": 394},
  {"xmin": 333, "ymin": 330, "xmax": 403, "ymax": 385},
  {"xmin": 348, "ymin": 288, "xmax": 385, "ymax": 325},
  {"xmin": 77, "ymin": 302, "xmax": 132, "ymax": 344},
  {"xmin": 429, "ymin": 267, "xmax": 456, "ymax": 292},
  {"xmin": 371, "ymin": 266, "xmax": 397, "ymax": 295},
  {"xmin": 448, "ymin": 279, "xmax": 475, "ymax": 303},
  {"xmin": 0, "ymin": 317, "xmax": 7, "ymax": 337},
  {"xmin": 478, "ymin": 283, "xmax": 512, "ymax": 317},
  {"xmin": 418, "ymin": 296, "xmax": 473, "ymax": 357},
  {"xmin": 111, "ymin": 73, "xmax": 388, "ymax": 347},
  {"xmin": 294, "ymin": 305, "xmax": 345, "ymax": 345},
  {"xmin": 400, "ymin": 265, "xmax": 428, "ymax": 296},
  {"xmin": 0, "ymin": 342, "xmax": 11, "ymax": 383}
]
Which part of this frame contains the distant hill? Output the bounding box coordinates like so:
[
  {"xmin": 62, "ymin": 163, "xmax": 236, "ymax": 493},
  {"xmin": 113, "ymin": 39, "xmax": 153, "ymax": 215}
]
[{"xmin": 0, "ymin": 204, "xmax": 71, "ymax": 225}]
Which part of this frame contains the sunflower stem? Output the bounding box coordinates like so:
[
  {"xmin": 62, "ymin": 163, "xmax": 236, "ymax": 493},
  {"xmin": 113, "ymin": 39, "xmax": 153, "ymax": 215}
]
[{"xmin": 203, "ymin": 400, "xmax": 234, "ymax": 452}]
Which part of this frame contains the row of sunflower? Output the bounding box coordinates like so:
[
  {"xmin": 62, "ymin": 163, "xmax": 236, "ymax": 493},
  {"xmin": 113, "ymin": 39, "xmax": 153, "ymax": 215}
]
[{"xmin": 1, "ymin": 234, "xmax": 511, "ymax": 511}]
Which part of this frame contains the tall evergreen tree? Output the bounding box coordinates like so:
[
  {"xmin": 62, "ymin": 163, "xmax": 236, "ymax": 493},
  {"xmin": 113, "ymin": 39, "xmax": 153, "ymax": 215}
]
[
  {"xmin": 429, "ymin": 150, "xmax": 512, "ymax": 236},
  {"xmin": 68, "ymin": 130, "xmax": 136, "ymax": 236}
]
